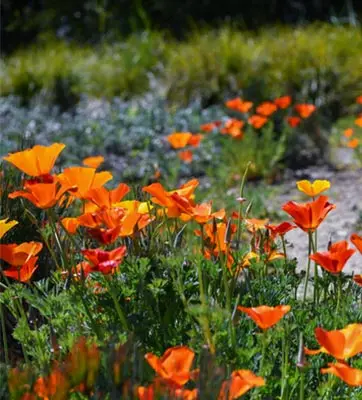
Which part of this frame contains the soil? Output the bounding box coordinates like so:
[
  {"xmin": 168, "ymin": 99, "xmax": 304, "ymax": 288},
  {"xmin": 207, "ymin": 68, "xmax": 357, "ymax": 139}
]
[{"xmin": 269, "ymin": 167, "xmax": 362, "ymax": 276}]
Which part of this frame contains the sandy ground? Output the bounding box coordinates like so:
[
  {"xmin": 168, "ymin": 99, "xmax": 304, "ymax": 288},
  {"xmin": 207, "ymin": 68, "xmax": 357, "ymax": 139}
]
[{"xmin": 269, "ymin": 167, "xmax": 362, "ymax": 276}]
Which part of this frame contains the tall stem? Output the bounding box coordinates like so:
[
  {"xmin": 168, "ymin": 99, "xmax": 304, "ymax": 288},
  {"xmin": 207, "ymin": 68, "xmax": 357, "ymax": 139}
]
[
  {"xmin": 0, "ymin": 304, "xmax": 9, "ymax": 364},
  {"xmin": 303, "ymin": 231, "xmax": 313, "ymax": 302}
]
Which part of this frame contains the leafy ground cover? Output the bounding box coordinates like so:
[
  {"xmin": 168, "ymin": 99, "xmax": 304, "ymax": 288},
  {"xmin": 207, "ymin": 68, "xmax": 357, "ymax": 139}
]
[
  {"xmin": 0, "ymin": 138, "xmax": 361, "ymax": 399},
  {"xmin": 1, "ymin": 25, "xmax": 362, "ymax": 113}
]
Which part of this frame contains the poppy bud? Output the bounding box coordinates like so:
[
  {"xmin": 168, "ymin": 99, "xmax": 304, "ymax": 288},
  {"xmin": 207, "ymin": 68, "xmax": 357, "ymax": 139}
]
[
  {"xmin": 224, "ymin": 219, "xmax": 233, "ymax": 244},
  {"xmin": 296, "ymin": 333, "xmax": 307, "ymax": 369}
]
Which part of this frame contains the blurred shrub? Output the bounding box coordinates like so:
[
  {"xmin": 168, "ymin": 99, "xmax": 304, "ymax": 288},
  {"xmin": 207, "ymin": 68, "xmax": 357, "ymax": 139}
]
[
  {"xmin": 165, "ymin": 24, "xmax": 362, "ymax": 112},
  {"xmin": 1, "ymin": 25, "xmax": 362, "ymax": 116}
]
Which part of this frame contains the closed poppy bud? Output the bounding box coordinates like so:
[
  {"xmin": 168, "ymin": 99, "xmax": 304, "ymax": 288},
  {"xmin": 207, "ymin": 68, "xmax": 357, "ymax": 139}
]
[
  {"xmin": 296, "ymin": 333, "xmax": 307, "ymax": 369},
  {"xmin": 224, "ymin": 218, "xmax": 233, "ymax": 244}
]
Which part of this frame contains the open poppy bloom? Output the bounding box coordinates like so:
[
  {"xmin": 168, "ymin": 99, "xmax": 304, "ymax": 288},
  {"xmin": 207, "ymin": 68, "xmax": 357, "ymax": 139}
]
[
  {"xmin": 353, "ymin": 275, "xmax": 362, "ymax": 286},
  {"xmin": 9, "ymin": 181, "xmax": 72, "ymax": 209},
  {"xmin": 200, "ymin": 121, "xmax": 221, "ymax": 132},
  {"xmin": 145, "ymin": 346, "xmax": 197, "ymax": 388},
  {"xmin": 274, "ymin": 96, "xmax": 292, "ymax": 109},
  {"xmin": 0, "ymin": 218, "xmax": 18, "ymax": 239},
  {"xmin": 167, "ymin": 133, "xmax": 196, "ymax": 149},
  {"xmin": 309, "ymin": 240, "xmax": 355, "ymax": 274},
  {"xmin": 256, "ymin": 102, "xmax": 277, "ymax": 116},
  {"xmin": 321, "ymin": 363, "xmax": 362, "ymax": 386},
  {"xmin": 220, "ymin": 119, "xmax": 244, "ymax": 138},
  {"xmin": 178, "ymin": 150, "xmax": 193, "ymax": 163},
  {"xmin": 282, "ymin": 195, "xmax": 335, "ymax": 232},
  {"xmin": 296, "ymin": 179, "xmax": 330, "ymax": 197},
  {"xmin": 0, "ymin": 242, "xmax": 43, "ymax": 265},
  {"xmin": 248, "ymin": 115, "xmax": 268, "ymax": 129},
  {"xmin": 3, "ymin": 143, "xmax": 65, "ymax": 177},
  {"xmin": 143, "ymin": 179, "xmax": 199, "ymax": 218},
  {"xmin": 265, "ymin": 222, "xmax": 296, "ymax": 239},
  {"xmin": 305, "ymin": 324, "xmax": 362, "ymax": 360},
  {"xmin": 57, "ymin": 167, "xmax": 113, "ymax": 199},
  {"xmin": 225, "ymin": 98, "xmax": 253, "ymax": 113},
  {"xmin": 80, "ymin": 246, "xmax": 127, "ymax": 276},
  {"xmin": 218, "ymin": 369, "xmax": 265, "ymax": 400},
  {"xmin": 355, "ymin": 117, "xmax": 362, "ymax": 128},
  {"xmin": 286, "ymin": 116, "xmax": 301, "ymax": 128},
  {"xmin": 245, "ymin": 218, "xmax": 269, "ymax": 233},
  {"xmin": 82, "ymin": 156, "xmax": 104, "ymax": 169},
  {"xmin": 85, "ymin": 183, "xmax": 130, "ymax": 210},
  {"xmin": 237, "ymin": 305, "xmax": 290, "ymax": 330},
  {"xmin": 294, "ymin": 104, "xmax": 316, "ymax": 118},
  {"xmin": 3, "ymin": 256, "xmax": 39, "ymax": 283}
]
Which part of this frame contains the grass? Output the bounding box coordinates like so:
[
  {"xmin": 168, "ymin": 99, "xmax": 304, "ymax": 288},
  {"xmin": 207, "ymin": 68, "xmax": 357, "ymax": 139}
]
[{"xmin": 1, "ymin": 24, "xmax": 362, "ymax": 114}]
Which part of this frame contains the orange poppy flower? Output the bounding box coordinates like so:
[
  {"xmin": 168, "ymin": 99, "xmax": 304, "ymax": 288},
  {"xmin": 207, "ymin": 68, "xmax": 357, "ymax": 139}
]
[
  {"xmin": 321, "ymin": 363, "xmax": 362, "ymax": 386},
  {"xmin": 343, "ymin": 128, "xmax": 354, "ymax": 138},
  {"xmin": 245, "ymin": 218, "xmax": 269, "ymax": 232},
  {"xmin": 61, "ymin": 217, "xmax": 80, "ymax": 234},
  {"xmin": 85, "ymin": 183, "xmax": 130, "ymax": 209},
  {"xmin": 200, "ymin": 121, "xmax": 221, "ymax": 132},
  {"xmin": 145, "ymin": 346, "xmax": 196, "ymax": 388},
  {"xmin": 355, "ymin": 117, "xmax": 362, "ymax": 127},
  {"xmin": 9, "ymin": 182, "xmax": 72, "ymax": 209},
  {"xmin": 351, "ymin": 233, "xmax": 362, "ymax": 253},
  {"xmin": 87, "ymin": 226, "xmax": 121, "ymax": 245},
  {"xmin": 187, "ymin": 134, "xmax": 203, "ymax": 147},
  {"xmin": 353, "ymin": 275, "xmax": 362, "ymax": 286},
  {"xmin": 0, "ymin": 218, "xmax": 18, "ymax": 239},
  {"xmin": 3, "ymin": 143, "xmax": 65, "ymax": 177},
  {"xmin": 3, "ymin": 256, "xmax": 38, "ymax": 283},
  {"xmin": 286, "ymin": 116, "xmax": 301, "ymax": 128},
  {"xmin": 265, "ymin": 222, "xmax": 296, "ymax": 238},
  {"xmin": 309, "ymin": 240, "xmax": 355, "ymax": 274},
  {"xmin": 282, "ymin": 195, "xmax": 335, "ymax": 232},
  {"xmin": 347, "ymin": 138, "xmax": 359, "ymax": 148},
  {"xmin": 33, "ymin": 368, "xmax": 69, "ymax": 400},
  {"xmin": 274, "ymin": 96, "xmax": 292, "ymax": 109},
  {"xmin": 143, "ymin": 179, "xmax": 199, "ymax": 218},
  {"xmin": 225, "ymin": 98, "xmax": 253, "ymax": 113},
  {"xmin": 296, "ymin": 179, "xmax": 331, "ymax": 197},
  {"xmin": 82, "ymin": 155, "xmax": 104, "ymax": 169},
  {"xmin": 305, "ymin": 323, "xmax": 362, "ymax": 360},
  {"xmin": 0, "ymin": 241, "xmax": 43, "ymax": 265},
  {"xmin": 178, "ymin": 150, "xmax": 193, "ymax": 163},
  {"xmin": 173, "ymin": 196, "xmax": 225, "ymax": 224},
  {"xmin": 237, "ymin": 305, "xmax": 291, "ymax": 330},
  {"xmin": 248, "ymin": 115, "xmax": 268, "ymax": 129},
  {"xmin": 218, "ymin": 369, "xmax": 265, "ymax": 400},
  {"xmin": 57, "ymin": 167, "xmax": 113, "ymax": 199},
  {"xmin": 137, "ymin": 385, "xmax": 155, "ymax": 400},
  {"xmin": 357, "ymin": 95, "xmax": 362, "ymax": 104},
  {"xmin": 256, "ymin": 102, "xmax": 277, "ymax": 116},
  {"xmin": 220, "ymin": 119, "xmax": 244, "ymax": 137},
  {"xmin": 167, "ymin": 133, "xmax": 192, "ymax": 149},
  {"xmin": 294, "ymin": 104, "xmax": 316, "ymax": 119}
]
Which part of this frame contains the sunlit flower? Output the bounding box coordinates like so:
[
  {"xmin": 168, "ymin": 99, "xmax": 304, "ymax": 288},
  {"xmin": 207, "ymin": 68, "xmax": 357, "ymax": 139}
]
[
  {"xmin": 178, "ymin": 150, "xmax": 193, "ymax": 163},
  {"xmin": 0, "ymin": 242, "xmax": 43, "ymax": 265},
  {"xmin": 245, "ymin": 218, "xmax": 269, "ymax": 232},
  {"xmin": 351, "ymin": 233, "xmax": 362, "ymax": 253},
  {"xmin": 0, "ymin": 218, "xmax": 18, "ymax": 239},
  {"xmin": 248, "ymin": 115, "xmax": 268, "ymax": 129},
  {"xmin": 82, "ymin": 155, "xmax": 104, "ymax": 169},
  {"xmin": 265, "ymin": 222, "xmax": 296, "ymax": 239},
  {"xmin": 225, "ymin": 98, "xmax": 253, "ymax": 113},
  {"xmin": 3, "ymin": 143, "xmax": 65, "ymax": 177},
  {"xmin": 321, "ymin": 363, "xmax": 362, "ymax": 386},
  {"xmin": 220, "ymin": 119, "xmax": 244, "ymax": 138},
  {"xmin": 218, "ymin": 369, "xmax": 265, "ymax": 400},
  {"xmin": 282, "ymin": 195, "xmax": 335, "ymax": 232},
  {"xmin": 305, "ymin": 324, "xmax": 362, "ymax": 360},
  {"xmin": 237, "ymin": 305, "xmax": 290, "ymax": 330},
  {"xmin": 309, "ymin": 240, "xmax": 355, "ymax": 274},
  {"xmin": 256, "ymin": 102, "xmax": 277, "ymax": 116},
  {"xmin": 145, "ymin": 346, "xmax": 197, "ymax": 388},
  {"xmin": 296, "ymin": 179, "xmax": 330, "ymax": 197},
  {"xmin": 9, "ymin": 182, "xmax": 72, "ymax": 209},
  {"xmin": 85, "ymin": 183, "xmax": 130, "ymax": 209},
  {"xmin": 57, "ymin": 167, "xmax": 112, "ymax": 199},
  {"xmin": 294, "ymin": 104, "xmax": 316, "ymax": 118},
  {"xmin": 274, "ymin": 96, "xmax": 292, "ymax": 109},
  {"xmin": 286, "ymin": 116, "xmax": 301, "ymax": 128},
  {"xmin": 3, "ymin": 257, "xmax": 38, "ymax": 283},
  {"xmin": 167, "ymin": 132, "xmax": 192, "ymax": 149},
  {"xmin": 79, "ymin": 246, "xmax": 127, "ymax": 276},
  {"xmin": 355, "ymin": 117, "xmax": 362, "ymax": 127}
]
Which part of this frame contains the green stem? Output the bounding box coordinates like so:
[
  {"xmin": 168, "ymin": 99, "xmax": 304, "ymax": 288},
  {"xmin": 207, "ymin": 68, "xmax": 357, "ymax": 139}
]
[
  {"xmin": 236, "ymin": 162, "xmax": 251, "ymax": 249},
  {"xmin": 0, "ymin": 304, "xmax": 9, "ymax": 365},
  {"xmin": 281, "ymin": 235, "xmax": 287, "ymax": 268},
  {"xmin": 303, "ymin": 231, "xmax": 313, "ymax": 302},
  {"xmin": 299, "ymin": 369, "xmax": 305, "ymax": 400},
  {"xmin": 105, "ymin": 278, "xmax": 129, "ymax": 332},
  {"xmin": 312, "ymin": 230, "xmax": 318, "ymax": 306}
]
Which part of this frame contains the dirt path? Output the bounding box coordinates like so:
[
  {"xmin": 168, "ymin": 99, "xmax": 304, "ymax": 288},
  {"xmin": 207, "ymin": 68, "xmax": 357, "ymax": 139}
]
[{"xmin": 270, "ymin": 167, "xmax": 362, "ymax": 276}]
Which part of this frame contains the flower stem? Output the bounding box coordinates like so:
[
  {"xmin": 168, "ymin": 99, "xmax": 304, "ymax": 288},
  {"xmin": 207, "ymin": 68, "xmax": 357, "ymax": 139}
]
[
  {"xmin": 0, "ymin": 304, "xmax": 9, "ymax": 364},
  {"xmin": 303, "ymin": 231, "xmax": 313, "ymax": 302}
]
